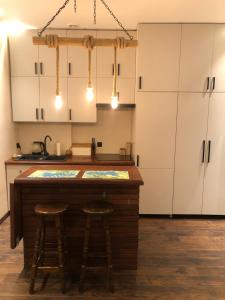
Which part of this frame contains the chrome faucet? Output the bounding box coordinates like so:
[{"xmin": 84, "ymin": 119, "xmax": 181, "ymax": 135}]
[{"xmin": 43, "ymin": 135, "xmax": 52, "ymax": 156}]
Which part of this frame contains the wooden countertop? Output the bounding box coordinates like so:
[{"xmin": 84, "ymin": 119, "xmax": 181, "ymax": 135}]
[
  {"xmin": 6, "ymin": 154, "xmax": 134, "ymax": 166},
  {"xmin": 14, "ymin": 165, "xmax": 143, "ymax": 186}
]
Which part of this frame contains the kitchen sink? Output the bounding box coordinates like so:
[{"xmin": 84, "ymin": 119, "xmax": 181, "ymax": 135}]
[{"xmin": 16, "ymin": 154, "xmax": 66, "ymax": 161}]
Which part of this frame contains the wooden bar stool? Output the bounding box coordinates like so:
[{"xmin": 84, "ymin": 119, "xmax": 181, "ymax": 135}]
[
  {"xmin": 79, "ymin": 194, "xmax": 114, "ymax": 292},
  {"xmin": 29, "ymin": 203, "xmax": 68, "ymax": 294}
]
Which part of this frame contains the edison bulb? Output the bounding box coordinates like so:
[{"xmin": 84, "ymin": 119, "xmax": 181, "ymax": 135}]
[
  {"xmin": 111, "ymin": 95, "xmax": 119, "ymax": 109},
  {"xmin": 86, "ymin": 87, "xmax": 94, "ymax": 102},
  {"xmin": 55, "ymin": 94, "xmax": 63, "ymax": 110}
]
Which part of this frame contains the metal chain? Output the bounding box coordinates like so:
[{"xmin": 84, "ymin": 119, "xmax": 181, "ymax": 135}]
[
  {"xmin": 99, "ymin": 0, "xmax": 133, "ymax": 40},
  {"xmin": 38, "ymin": 0, "xmax": 71, "ymax": 36},
  {"xmin": 94, "ymin": 0, "xmax": 96, "ymax": 24},
  {"xmin": 74, "ymin": 0, "xmax": 77, "ymax": 13}
]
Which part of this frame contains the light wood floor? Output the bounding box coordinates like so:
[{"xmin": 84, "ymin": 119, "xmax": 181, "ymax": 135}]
[{"xmin": 1, "ymin": 217, "xmax": 225, "ymax": 299}]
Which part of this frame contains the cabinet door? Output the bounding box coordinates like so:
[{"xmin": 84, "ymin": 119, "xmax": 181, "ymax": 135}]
[
  {"xmin": 173, "ymin": 93, "xmax": 209, "ymax": 214},
  {"xmin": 11, "ymin": 77, "xmax": 40, "ymax": 122},
  {"xmin": 39, "ymin": 77, "xmax": 68, "ymax": 122},
  {"xmin": 67, "ymin": 30, "xmax": 96, "ymax": 77},
  {"xmin": 139, "ymin": 169, "xmax": 174, "ymax": 214},
  {"xmin": 211, "ymin": 25, "xmax": 225, "ymax": 92},
  {"xmin": 39, "ymin": 30, "xmax": 67, "ymax": 77},
  {"xmin": 68, "ymin": 78, "xmax": 96, "ymax": 122},
  {"xmin": 137, "ymin": 24, "xmax": 181, "ymax": 91},
  {"xmin": 202, "ymin": 93, "xmax": 225, "ymax": 214},
  {"xmin": 96, "ymin": 31, "xmax": 116, "ymax": 77},
  {"xmin": 116, "ymin": 30, "xmax": 136, "ymax": 78},
  {"xmin": 9, "ymin": 30, "xmax": 39, "ymax": 77},
  {"xmin": 97, "ymin": 78, "xmax": 135, "ymax": 104},
  {"xmin": 135, "ymin": 92, "xmax": 177, "ymax": 168},
  {"xmin": 179, "ymin": 24, "xmax": 214, "ymax": 92}
]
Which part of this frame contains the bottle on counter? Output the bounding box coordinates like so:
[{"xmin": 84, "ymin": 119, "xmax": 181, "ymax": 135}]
[
  {"xmin": 91, "ymin": 138, "xmax": 96, "ymax": 157},
  {"xmin": 16, "ymin": 142, "xmax": 22, "ymax": 155}
]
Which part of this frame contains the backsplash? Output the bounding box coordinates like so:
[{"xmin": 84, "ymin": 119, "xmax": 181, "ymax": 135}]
[{"xmin": 16, "ymin": 109, "xmax": 133, "ymax": 155}]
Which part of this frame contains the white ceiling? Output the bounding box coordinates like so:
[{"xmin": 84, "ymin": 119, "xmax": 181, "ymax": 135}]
[{"xmin": 1, "ymin": 0, "xmax": 225, "ymax": 30}]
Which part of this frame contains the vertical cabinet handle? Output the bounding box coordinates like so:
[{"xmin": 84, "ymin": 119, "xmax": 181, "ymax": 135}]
[
  {"xmin": 41, "ymin": 108, "xmax": 44, "ymax": 120},
  {"xmin": 202, "ymin": 140, "xmax": 206, "ymax": 163},
  {"xmin": 35, "ymin": 108, "xmax": 39, "ymax": 120},
  {"xmin": 139, "ymin": 76, "xmax": 142, "ymax": 89},
  {"xmin": 112, "ymin": 64, "xmax": 114, "ymax": 75},
  {"xmin": 40, "ymin": 62, "xmax": 43, "ymax": 75},
  {"xmin": 68, "ymin": 63, "xmax": 72, "ymax": 75},
  {"xmin": 118, "ymin": 64, "xmax": 120, "ymax": 76},
  {"xmin": 69, "ymin": 109, "xmax": 72, "ymax": 121},
  {"xmin": 212, "ymin": 77, "xmax": 216, "ymax": 91},
  {"xmin": 137, "ymin": 155, "xmax": 140, "ymax": 167},
  {"xmin": 34, "ymin": 63, "xmax": 38, "ymax": 75},
  {"xmin": 206, "ymin": 77, "xmax": 210, "ymax": 91},
  {"xmin": 208, "ymin": 140, "xmax": 211, "ymax": 163}
]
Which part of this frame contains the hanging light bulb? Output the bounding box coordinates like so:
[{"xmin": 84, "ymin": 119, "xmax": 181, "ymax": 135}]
[
  {"xmin": 86, "ymin": 46, "xmax": 94, "ymax": 102},
  {"xmin": 54, "ymin": 45, "xmax": 63, "ymax": 110},
  {"xmin": 111, "ymin": 46, "xmax": 119, "ymax": 109}
]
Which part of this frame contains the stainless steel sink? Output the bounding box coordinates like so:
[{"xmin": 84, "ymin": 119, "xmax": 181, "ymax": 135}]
[{"xmin": 16, "ymin": 154, "xmax": 66, "ymax": 161}]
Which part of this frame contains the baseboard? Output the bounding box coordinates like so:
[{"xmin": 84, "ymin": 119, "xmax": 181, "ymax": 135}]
[
  {"xmin": 139, "ymin": 214, "xmax": 225, "ymax": 219},
  {"xmin": 0, "ymin": 211, "xmax": 10, "ymax": 225}
]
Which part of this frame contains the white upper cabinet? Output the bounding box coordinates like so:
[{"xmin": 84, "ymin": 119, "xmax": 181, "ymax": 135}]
[
  {"xmin": 202, "ymin": 93, "xmax": 225, "ymax": 214},
  {"xmin": 11, "ymin": 77, "xmax": 40, "ymax": 122},
  {"xmin": 9, "ymin": 30, "xmax": 39, "ymax": 77},
  {"xmin": 68, "ymin": 78, "xmax": 97, "ymax": 123},
  {"xmin": 67, "ymin": 30, "xmax": 97, "ymax": 77},
  {"xmin": 38, "ymin": 30, "xmax": 68, "ymax": 77},
  {"xmin": 211, "ymin": 25, "xmax": 225, "ymax": 92},
  {"xmin": 179, "ymin": 24, "xmax": 214, "ymax": 92},
  {"xmin": 135, "ymin": 92, "xmax": 177, "ymax": 168},
  {"xmin": 39, "ymin": 77, "xmax": 68, "ymax": 122},
  {"xmin": 137, "ymin": 24, "xmax": 181, "ymax": 92},
  {"xmin": 173, "ymin": 93, "xmax": 209, "ymax": 214}
]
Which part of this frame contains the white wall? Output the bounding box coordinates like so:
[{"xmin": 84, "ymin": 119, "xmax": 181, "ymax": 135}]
[
  {"xmin": 0, "ymin": 34, "xmax": 17, "ymax": 218},
  {"xmin": 16, "ymin": 109, "xmax": 133, "ymax": 155}
]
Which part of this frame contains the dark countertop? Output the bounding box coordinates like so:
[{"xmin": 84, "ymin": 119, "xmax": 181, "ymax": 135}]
[
  {"xmin": 5, "ymin": 154, "xmax": 135, "ymax": 166},
  {"xmin": 14, "ymin": 165, "xmax": 143, "ymax": 186}
]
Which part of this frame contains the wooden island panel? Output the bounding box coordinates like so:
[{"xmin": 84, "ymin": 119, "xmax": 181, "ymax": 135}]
[{"xmin": 11, "ymin": 165, "xmax": 143, "ymax": 271}]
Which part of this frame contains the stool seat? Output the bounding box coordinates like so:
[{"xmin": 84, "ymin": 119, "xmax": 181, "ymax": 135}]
[
  {"xmin": 82, "ymin": 201, "xmax": 114, "ymax": 215},
  {"xmin": 34, "ymin": 204, "xmax": 68, "ymax": 215}
]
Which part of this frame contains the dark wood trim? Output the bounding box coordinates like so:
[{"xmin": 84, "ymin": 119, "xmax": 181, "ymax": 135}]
[
  {"xmin": 139, "ymin": 214, "xmax": 225, "ymax": 219},
  {"xmin": 0, "ymin": 211, "xmax": 10, "ymax": 225}
]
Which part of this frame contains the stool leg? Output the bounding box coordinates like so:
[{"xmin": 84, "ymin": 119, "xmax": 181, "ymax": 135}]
[
  {"xmin": 79, "ymin": 215, "xmax": 91, "ymax": 293},
  {"xmin": 103, "ymin": 216, "xmax": 114, "ymax": 292},
  {"xmin": 29, "ymin": 216, "xmax": 44, "ymax": 294},
  {"xmin": 55, "ymin": 215, "xmax": 66, "ymax": 294}
]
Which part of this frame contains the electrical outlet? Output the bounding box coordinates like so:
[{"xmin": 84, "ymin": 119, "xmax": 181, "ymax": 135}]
[{"xmin": 97, "ymin": 142, "xmax": 102, "ymax": 147}]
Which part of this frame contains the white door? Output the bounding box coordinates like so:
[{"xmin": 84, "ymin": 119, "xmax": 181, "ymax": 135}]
[
  {"xmin": 173, "ymin": 93, "xmax": 209, "ymax": 214},
  {"xmin": 137, "ymin": 24, "xmax": 181, "ymax": 91},
  {"xmin": 38, "ymin": 30, "xmax": 68, "ymax": 77},
  {"xmin": 135, "ymin": 92, "xmax": 177, "ymax": 168},
  {"xmin": 211, "ymin": 25, "xmax": 225, "ymax": 92},
  {"xmin": 179, "ymin": 24, "xmax": 214, "ymax": 92},
  {"xmin": 39, "ymin": 77, "xmax": 68, "ymax": 122},
  {"xmin": 202, "ymin": 93, "xmax": 225, "ymax": 214},
  {"xmin": 9, "ymin": 29, "xmax": 39, "ymax": 77},
  {"xmin": 11, "ymin": 77, "xmax": 40, "ymax": 122},
  {"xmin": 97, "ymin": 77, "xmax": 135, "ymax": 104},
  {"xmin": 67, "ymin": 30, "xmax": 96, "ymax": 77},
  {"xmin": 68, "ymin": 78, "xmax": 96, "ymax": 123},
  {"xmin": 139, "ymin": 169, "xmax": 174, "ymax": 214},
  {"xmin": 96, "ymin": 30, "xmax": 116, "ymax": 77}
]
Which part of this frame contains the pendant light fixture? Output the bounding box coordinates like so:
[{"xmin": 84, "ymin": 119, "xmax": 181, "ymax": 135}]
[
  {"xmin": 85, "ymin": 37, "xmax": 94, "ymax": 102},
  {"xmin": 111, "ymin": 46, "xmax": 119, "ymax": 109},
  {"xmin": 55, "ymin": 45, "xmax": 63, "ymax": 110}
]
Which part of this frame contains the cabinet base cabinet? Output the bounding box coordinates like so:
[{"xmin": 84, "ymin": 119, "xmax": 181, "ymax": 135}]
[{"xmin": 139, "ymin": 169, "xmax": 174, "ymax": 214}]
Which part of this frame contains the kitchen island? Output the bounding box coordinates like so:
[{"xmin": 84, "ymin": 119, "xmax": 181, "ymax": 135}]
[{"xmin": 10, "ymin": 165, "xmax": 143, "ymax": 272}]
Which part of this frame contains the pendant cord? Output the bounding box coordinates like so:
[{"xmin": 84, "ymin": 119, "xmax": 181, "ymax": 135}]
[
  {"xmin": 56, "ymin": 46, "xmax": 60, "ymax": 95},
  {"xmin": 88, "ymin": 49, "xmax": 92, "ymax": 86},
  {"xmin": 113, "ymin": 46, "xmax": 117, "ymax": 95}
]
